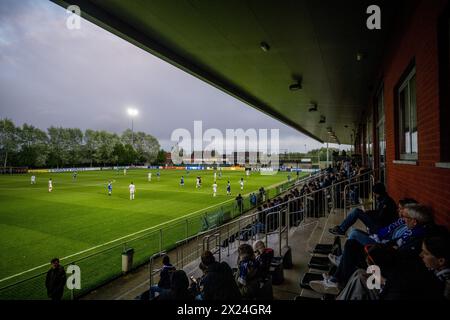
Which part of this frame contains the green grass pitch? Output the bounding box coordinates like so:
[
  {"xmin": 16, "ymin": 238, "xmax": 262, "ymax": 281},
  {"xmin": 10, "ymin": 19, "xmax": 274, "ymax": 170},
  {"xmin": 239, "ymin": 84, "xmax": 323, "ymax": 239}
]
[{"xmin": 0, "ymin": 169, "xmax": 298, "ymax": 289}]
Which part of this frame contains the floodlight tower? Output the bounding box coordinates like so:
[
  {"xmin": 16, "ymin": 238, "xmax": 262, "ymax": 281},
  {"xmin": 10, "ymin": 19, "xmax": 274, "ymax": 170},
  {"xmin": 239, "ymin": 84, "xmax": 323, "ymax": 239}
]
[{"xmin": 127, "ymin": 108, "xmax": 138, "ymax": 146}]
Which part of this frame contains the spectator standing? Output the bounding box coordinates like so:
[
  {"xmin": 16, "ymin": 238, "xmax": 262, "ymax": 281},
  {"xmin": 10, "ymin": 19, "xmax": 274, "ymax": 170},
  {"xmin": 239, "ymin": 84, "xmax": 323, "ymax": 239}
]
[{"xmin": 45, "ymin": 258, "xmax": 66, "ymax": 301}]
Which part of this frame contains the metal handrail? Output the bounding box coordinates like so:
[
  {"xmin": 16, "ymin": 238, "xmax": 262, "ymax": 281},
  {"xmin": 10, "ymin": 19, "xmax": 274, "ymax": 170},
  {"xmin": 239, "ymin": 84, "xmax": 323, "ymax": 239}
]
[
  {"xmin": 149, "ymin": 252, "xmax": 166, "ymax": 288},
  {"xmin": 153, "ymin": 169, "xmax": 376, "ymax": 294},
  {"xmin": 343, "ymin": 173, "xmax": 373, "ymax": 214}
]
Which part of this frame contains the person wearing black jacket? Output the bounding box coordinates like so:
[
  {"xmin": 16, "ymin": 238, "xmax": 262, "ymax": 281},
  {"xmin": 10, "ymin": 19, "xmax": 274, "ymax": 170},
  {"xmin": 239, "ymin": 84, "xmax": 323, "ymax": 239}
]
[
  {"xmin": 149, "ymin": 255, "xmax": 176, "ymax": 299},
  {"xmin": 235, "ymin": 194, "xmax": 243, "ymax": 213},
  {"xmin": 379, "ymin": 253, "xmax": 445, "ymax": 300},
  {"xmin": 329, "ymin": 182, "xmax": 396, "ymax": 236},
  {"xmin": 254, "ymin": 240, "xmax": 274, "ymax": 279},
  {"xmin": 45, "ymin": 258, "xmax": 66, "ymax": 301},
  {"xmin": 416, "ymin": 228, "xmax": 450, "ymax": 300},
  {"xmin": 200, "ymin": 251, "xmax": 241, "ymax": 300},
  {"xmin": 158, "ymin": 270, "xmax": 195, "ymax": 301}
]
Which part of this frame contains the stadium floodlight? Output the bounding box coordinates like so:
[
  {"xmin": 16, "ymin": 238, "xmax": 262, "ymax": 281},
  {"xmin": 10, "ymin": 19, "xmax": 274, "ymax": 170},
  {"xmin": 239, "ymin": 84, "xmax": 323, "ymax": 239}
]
[
  {"xmin": 127, "ymin": 108, "xmax": 139, "ymax": 147},
  {"xmin": 127, "ymin": 108, "xmax": 138, "ymax": 117}
]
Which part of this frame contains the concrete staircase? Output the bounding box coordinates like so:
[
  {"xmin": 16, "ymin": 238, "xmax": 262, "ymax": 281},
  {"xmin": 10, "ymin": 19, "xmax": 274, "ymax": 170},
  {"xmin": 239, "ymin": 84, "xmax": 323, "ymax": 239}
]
[{"xmin": 81, "ymin": 208, "xmax": 354, "ymax": 300}]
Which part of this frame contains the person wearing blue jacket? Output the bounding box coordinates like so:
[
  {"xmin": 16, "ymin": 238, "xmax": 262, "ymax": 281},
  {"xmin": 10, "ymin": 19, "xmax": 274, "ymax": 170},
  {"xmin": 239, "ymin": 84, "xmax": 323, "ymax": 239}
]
[{"xmin": 345, "ymin": 198, "xmax": 418, "ymax": 246}]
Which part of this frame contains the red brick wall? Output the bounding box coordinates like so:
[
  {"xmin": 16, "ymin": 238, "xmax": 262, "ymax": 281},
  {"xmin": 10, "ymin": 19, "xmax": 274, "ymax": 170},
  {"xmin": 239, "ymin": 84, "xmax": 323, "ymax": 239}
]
[{"xmin": 374, "ymin": 0, "xmax": 450, "ymax": 228}]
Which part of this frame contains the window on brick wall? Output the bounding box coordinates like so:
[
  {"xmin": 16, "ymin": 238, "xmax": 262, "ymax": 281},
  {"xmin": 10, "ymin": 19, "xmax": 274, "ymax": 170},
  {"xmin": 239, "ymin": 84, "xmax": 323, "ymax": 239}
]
[
  {"xmin": 376, "ymin": 85, "xmax": 385, "ymax": 183},
  {"xmin": 366, "ymin": 115, "xmax": 373, "ymax": 169},
  {"xmin": 438, "ymin": 6, "xmax": 450, "ymax": 162},
  {"xmin": 397, "ymin": 67, "xmax": 417, "ymax": 160}
]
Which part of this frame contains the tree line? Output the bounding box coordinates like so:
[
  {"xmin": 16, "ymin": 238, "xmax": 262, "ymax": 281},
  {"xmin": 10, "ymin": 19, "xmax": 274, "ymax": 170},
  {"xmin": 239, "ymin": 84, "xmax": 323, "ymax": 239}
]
[
  {"xmin": 0, "ymin": 118, "xmax": 166, "ymax": 168},
  {"xmin": 280, "ymin": 148, "xmax": 344, "ymax": 162}
]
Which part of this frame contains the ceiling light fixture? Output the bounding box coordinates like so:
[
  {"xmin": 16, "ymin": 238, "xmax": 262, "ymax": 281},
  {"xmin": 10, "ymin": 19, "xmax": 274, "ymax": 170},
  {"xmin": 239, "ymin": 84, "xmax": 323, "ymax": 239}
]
[
  {"xmin": 308, "ymin": 102, "xmax": 318, "ymax": 112},
  {"xmin": 260, "ymin": 41, "xmax": 270, "ymax": 52},
  {"xmin": 289, "ymin": 80, "xmax": 302, "ymax": 91},
  {"xmin": 356, "ymin": 52, "xmax": 365, "ymax": 61},
  {"xmin": 319, "ymin": 115, "xmax": 326, "ymax": 124}
]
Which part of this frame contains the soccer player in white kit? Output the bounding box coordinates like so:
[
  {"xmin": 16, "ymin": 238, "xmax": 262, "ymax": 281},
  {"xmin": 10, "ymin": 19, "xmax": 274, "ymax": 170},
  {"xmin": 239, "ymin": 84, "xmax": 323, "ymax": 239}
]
[
  {"xmin": 214, "ymin": 172, "xmax": 217, "ymax": 181},
  {"xmin": 124, "ymin": 168, "xmax": 127, "ymax": 176},
  {"xmin": 240, "ymin": 178, "xmax": 244, "ymax": 190},
  {"xmin": 148, "ymin": 172, "xmax": 152, "ymax": 182},
  {"xmin": 129, "ymin": 182, "xmax": 135, "ymax": 200},
  {"xmin": 212, "ymin": 182, "xmax": 217, "ymax": 197},
  {"xmin": 196, "ymin": 177, "xmax": 201, "ymax": 189},
  {"xmin": 48, "ymin": 178, "xmax": 53, "ymax": 192},
  {"xmin": 31, "ymin": 175, "xmax": 36, "ymax": 184}
]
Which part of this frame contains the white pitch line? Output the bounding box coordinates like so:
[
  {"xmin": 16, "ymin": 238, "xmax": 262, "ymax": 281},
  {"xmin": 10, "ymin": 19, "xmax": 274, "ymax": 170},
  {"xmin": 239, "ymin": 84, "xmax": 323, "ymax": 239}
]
[{"xmin": 0, "ymin": 178, "xmax": 289, "ymax": 284}]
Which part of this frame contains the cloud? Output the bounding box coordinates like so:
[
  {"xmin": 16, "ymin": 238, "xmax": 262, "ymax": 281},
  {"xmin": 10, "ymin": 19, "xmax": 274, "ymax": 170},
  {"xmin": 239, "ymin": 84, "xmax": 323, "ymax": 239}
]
[{"xmin": 0, "ymin": 0, "xmax": 338, "ymax": 152}]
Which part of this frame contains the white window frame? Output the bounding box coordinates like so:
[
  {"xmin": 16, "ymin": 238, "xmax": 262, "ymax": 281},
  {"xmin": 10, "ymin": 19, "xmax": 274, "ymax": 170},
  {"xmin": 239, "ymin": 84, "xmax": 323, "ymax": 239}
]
[
  {"xmin": 397, "ymin": 67, "xmax": 417, "ymax": 160},
  {"xmin": 376, "ymin": 85, "xmax": 386, "ymax": 182}
]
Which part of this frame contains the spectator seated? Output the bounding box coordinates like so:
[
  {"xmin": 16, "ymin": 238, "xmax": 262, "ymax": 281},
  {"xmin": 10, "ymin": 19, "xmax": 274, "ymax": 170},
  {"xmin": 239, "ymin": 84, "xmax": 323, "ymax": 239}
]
[
  {"xmin": 309, "ymin": 204, "xmax": 436, "ymax": 297},
  {"xmin": 254, "ymin": 241, "xmax": 274, "ymax": 279},
  {"xmin": 235, "ymin": 244, "xmax": 261, "ymax": 299},
  {"xmin": 149, "ymin": 254, "xmax": 176, "ymax": 300}
]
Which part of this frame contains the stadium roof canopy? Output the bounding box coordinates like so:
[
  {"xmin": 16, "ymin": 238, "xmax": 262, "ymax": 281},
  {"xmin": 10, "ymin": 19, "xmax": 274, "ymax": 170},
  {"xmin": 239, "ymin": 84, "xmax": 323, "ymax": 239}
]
[{"xmin": 52, "ymin": 0, "xmax": 401, "ymax": 144}]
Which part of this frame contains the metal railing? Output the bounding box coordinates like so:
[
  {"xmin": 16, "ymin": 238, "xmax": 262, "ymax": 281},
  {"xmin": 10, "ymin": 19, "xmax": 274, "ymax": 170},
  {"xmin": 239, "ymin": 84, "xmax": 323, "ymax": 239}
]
[
  {"xmin": 94, "ymin": 168, "xmax": 381, "ymax": 299},
  {"xmin": 146, "ymin": 169, "xmax": 381, "ymax": 299},
  {"xmin": 343, "ymin": 170, "xmax": 375, "ymax": 216},
  {"xmin": 202, "ymin": 233, "xmax": 222, "ymax": 262}
]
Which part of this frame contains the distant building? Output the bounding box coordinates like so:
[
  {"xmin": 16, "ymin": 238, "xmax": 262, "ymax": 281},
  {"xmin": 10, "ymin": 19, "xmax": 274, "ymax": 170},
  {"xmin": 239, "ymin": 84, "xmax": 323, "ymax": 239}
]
[{"xmin": 165, "ymin": 152, "xmax": 173, "ymax": 165}]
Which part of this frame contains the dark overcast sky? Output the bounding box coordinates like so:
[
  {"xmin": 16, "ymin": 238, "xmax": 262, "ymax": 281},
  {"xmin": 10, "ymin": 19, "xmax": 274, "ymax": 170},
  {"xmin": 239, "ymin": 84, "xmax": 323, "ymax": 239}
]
[{"xmin": 0, "ymin": 0, "xmax": 347, "ymax": 152}]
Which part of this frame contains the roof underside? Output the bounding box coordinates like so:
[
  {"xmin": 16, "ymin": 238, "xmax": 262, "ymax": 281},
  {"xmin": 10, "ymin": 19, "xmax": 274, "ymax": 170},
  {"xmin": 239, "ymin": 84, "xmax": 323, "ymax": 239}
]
[{"xmin": 53, "ymin": 0, "xmax": 401, "ymax": 144}]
